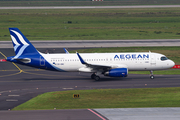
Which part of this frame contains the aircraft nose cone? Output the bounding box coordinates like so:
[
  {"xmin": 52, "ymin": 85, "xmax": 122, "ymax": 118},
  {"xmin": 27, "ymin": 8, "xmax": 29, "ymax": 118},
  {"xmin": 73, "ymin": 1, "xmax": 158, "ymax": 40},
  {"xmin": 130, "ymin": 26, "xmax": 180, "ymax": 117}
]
[{"xmin": 170, "ymin": 60, "xmax": 175, "ymax": 67}]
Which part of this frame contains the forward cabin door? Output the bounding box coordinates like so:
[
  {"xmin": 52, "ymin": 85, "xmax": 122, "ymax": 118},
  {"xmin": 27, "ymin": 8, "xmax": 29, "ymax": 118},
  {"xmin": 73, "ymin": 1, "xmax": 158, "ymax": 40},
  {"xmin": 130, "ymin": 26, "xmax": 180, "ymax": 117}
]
[{"xmin": 151, "ymin": 54, "xmax": 156, "ymax": 66}]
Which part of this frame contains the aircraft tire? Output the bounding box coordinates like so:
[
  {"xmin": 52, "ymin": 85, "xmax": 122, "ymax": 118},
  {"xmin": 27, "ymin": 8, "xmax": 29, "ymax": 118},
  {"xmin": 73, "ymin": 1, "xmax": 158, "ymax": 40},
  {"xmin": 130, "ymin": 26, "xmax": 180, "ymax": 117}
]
[
  {"xmin": 94, "ymin": 76, "xmax": 100, "ymax": 81},
  {"xmin": 91, "ymin": 74, "xmax": 96, "ymax": 79},
  {"xmin": 150, "ymin": 75, "xmax": 154, "ymax": 79}
]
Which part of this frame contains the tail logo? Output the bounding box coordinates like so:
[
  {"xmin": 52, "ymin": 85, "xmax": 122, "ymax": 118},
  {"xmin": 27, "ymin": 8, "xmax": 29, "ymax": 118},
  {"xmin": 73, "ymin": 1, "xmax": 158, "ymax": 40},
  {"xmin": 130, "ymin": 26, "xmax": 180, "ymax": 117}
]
[{"xmin": 10, "ymin": 30, "xmax": 29, "ymax": 58}]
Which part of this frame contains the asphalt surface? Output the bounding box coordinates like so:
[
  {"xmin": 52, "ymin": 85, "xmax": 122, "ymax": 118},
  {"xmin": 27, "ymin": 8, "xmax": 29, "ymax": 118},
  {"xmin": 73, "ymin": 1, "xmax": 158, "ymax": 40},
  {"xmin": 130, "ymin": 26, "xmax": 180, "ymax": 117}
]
[
  {"xmin": 0, "ymin": 109, "xmax": 105, "ymax": 120},
  {"xmin": 1, "ymin": 70, "xmax": 180, "ymax": 110}
]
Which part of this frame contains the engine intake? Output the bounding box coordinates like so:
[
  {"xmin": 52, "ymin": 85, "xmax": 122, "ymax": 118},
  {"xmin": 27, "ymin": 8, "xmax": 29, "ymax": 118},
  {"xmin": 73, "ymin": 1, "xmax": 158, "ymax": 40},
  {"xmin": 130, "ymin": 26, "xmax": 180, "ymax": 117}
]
[{"xmin": 104, "ymin": 68, "xmax": 128, "ymax": 77}]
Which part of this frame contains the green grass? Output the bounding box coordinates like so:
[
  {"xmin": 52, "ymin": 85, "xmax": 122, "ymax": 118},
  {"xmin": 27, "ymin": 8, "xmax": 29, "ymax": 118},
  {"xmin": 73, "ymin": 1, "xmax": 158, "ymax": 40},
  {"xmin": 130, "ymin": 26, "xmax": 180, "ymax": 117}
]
[
  {"xmin": 1, "ymin": 8, "xmax": 180, "ymax": 40},
  {"xmin": 13, "ymin": 87, "xmax": 180, "ymax": 110},
  {"xmin": 70, "ymin": 46, "xmax": 180, "ymax": 65},
  {"xmin": 129, "ymin": 69, "xmax": 180, "ymax": 75}
]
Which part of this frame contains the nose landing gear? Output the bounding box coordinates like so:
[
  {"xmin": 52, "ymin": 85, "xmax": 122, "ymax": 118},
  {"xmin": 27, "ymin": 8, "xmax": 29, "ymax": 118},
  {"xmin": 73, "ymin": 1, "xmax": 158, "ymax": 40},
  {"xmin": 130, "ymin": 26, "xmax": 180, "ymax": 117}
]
[{"xmin": 150, "ymin": 70, "xmax": 154, "ymax": 79}]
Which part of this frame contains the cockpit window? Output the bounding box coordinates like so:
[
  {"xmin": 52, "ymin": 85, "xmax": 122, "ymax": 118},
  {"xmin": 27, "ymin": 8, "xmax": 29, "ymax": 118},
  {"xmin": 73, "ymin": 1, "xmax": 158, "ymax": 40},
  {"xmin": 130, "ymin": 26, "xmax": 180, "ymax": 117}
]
[{"xmin": 161, "ymin": 56, "xmax": 168, "ymax": 61}]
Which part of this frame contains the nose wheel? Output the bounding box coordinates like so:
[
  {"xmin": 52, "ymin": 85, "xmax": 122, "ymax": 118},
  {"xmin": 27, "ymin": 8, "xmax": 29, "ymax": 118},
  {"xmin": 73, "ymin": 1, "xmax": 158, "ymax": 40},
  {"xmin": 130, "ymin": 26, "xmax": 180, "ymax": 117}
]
[
  {"xmin": 91, "ymin": 73, "xmax": 100, "ymax": 81},
  {"xmin": 150, "ymin": 70, "xmax": 154, "ymax": 79},
  {"xmin": 150, "ymin": 75, "xmax": 154, "ymax": 79}
]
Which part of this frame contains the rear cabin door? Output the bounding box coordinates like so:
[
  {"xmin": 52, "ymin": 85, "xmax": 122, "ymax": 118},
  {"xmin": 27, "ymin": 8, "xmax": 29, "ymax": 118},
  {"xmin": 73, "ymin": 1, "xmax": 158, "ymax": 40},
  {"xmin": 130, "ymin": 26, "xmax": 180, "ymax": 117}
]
[{"xmin": 40, "ymin": 56, "xmax": 45, "ymax": 66}]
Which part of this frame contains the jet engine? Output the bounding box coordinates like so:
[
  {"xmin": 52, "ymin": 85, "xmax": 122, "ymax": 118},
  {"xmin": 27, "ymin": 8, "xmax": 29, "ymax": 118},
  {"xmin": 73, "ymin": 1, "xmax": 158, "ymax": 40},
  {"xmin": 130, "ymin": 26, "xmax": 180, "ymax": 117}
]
[{"xmin": 104, "ymin": 68, "xmax": 128, "ymax": 77}]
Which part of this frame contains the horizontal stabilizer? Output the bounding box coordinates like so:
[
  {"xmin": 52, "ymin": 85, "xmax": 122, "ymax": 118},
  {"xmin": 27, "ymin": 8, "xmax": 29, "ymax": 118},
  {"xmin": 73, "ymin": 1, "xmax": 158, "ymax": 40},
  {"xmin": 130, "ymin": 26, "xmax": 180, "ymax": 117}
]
[{"xmin": 13, "ymin": 58, "xmax": 31, "ymax": 63}]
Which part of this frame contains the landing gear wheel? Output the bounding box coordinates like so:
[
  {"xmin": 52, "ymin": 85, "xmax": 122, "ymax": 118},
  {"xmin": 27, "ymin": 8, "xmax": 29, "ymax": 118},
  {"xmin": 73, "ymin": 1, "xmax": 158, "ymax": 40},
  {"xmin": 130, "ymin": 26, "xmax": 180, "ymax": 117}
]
[
  {"xmin": 91, "ymin": 73, "xmax": 96, "ymax": 79},
  {"xmin": 94, "ymin": 76, "xmax": 100, "ymax": 81},
  {"xmin": 150, "ymin": 70, "xmax": 154, "ymax": 79},
  {"xmin": 150, "ymin": 75, "xmax": 154, "ymax": 79}
]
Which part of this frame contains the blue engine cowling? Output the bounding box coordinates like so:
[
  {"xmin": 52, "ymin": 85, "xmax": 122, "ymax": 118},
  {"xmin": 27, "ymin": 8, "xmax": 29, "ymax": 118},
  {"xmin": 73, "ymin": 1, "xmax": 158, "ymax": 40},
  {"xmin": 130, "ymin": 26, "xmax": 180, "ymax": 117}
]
[{"xmin": 104, "ymin": 68, "xmax": 128, "ymax": 77}]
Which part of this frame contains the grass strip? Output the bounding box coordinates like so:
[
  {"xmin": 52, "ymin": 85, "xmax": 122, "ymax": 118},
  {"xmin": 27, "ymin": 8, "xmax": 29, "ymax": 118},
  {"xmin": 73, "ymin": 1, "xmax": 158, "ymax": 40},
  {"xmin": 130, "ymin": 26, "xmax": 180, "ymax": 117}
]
[
  {"xmin": 13, "ymin": 87, "xmax": 180, "ymax": 110},
  {"xmin": 129, "ymin": 69, "xmax": 180, "ymax": 75},
  {"xmin": 1, "ymin": 8, "xmax": 180, "ymax": 40}
]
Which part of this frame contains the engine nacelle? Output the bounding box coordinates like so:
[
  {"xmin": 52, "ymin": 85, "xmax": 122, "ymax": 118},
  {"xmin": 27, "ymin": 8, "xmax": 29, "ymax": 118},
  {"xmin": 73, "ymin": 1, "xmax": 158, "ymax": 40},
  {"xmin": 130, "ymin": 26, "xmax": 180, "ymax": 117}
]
[{"xmin": 104, "ymin": 68, "xmax": 128, "ymax": 77}]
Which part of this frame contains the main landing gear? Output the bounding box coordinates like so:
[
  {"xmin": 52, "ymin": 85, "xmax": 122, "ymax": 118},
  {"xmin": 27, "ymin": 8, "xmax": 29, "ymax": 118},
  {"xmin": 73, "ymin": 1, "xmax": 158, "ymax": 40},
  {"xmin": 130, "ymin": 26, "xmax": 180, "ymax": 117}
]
[
  {"xmin": 91, "ymin": 73, "xmax": 100, "ymax": 81},
  {"xmin": 150, "ymin": 70, "xmax": 154, "ymax": 79}
]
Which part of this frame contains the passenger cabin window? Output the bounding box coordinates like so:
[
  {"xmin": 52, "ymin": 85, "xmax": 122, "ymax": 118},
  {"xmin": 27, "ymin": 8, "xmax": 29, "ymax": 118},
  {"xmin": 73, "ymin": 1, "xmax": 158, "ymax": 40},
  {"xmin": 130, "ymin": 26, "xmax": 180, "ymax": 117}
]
[{"xmin": 161, "ymin": 56, "xmax": 168, "ymax": 61}]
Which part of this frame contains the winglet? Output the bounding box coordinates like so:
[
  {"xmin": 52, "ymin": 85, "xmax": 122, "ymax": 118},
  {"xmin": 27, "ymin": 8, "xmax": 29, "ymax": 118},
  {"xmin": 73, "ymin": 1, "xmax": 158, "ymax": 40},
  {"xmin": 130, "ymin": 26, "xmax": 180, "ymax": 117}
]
[
  {"xmin": 76, "ymin": 52, "xmax": 87, "ymax": 64},
  {"xmin": 63, "ymin": 48, "xmax": 69, "ymax": 54}
]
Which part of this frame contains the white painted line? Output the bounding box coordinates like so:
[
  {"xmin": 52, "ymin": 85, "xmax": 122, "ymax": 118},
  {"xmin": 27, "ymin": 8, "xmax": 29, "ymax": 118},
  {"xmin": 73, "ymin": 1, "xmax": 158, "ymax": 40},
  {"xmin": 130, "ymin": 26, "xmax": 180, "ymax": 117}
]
[
  {"xmin": 8, "ymin": 95, "xmax": 20, "ymax": 97},
  {"xmin": 6, "ymin": 99, "xmax": 18, "ymax": 102},
  {"xmin": 62, "ymin": 88, "xmax": 74, "ymax": 90},
  {"xmin": 0, "ymin": 91, "xmax": 9, "ymax": 93}
]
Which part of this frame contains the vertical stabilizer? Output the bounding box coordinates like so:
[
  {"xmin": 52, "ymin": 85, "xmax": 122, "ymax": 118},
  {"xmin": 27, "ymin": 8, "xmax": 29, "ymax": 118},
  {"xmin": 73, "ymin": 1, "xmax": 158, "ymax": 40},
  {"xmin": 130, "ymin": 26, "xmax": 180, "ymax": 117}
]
[{"xmin": 9, "ymin": 28, "xmax": 39, "ymax": 58}]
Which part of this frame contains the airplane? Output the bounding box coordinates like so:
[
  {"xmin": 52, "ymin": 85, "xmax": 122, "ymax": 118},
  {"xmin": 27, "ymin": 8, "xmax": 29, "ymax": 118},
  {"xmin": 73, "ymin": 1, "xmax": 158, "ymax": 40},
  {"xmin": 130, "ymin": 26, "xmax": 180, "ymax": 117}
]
[{"xmin": 5, "ymin": 28, "xmax": 175, "ymax": 81}]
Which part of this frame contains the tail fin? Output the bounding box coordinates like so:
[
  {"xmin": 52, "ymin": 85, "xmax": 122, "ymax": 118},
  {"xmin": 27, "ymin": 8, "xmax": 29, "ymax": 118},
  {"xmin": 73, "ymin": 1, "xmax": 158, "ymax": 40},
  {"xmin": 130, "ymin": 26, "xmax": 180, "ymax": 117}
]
[{"xmin": 9, "ymin": 28, "xmax": 39, "ymax": 58}]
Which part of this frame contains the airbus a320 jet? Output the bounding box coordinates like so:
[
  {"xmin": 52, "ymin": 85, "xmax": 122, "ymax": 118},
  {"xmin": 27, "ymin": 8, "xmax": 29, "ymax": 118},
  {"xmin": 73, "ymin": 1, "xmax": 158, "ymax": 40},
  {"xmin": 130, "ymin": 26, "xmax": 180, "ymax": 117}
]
[{"xmin": 5, "ymin": 28, "xmax": 175, "ymax": 81}]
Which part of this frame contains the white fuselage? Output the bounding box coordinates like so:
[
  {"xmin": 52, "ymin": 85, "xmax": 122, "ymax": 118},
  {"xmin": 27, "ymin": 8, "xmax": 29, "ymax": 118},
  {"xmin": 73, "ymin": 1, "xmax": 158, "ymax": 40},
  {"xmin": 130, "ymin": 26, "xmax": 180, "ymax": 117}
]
[{"xmin": 40, "ymin": 52, "xmax": 175, "ymax": 72}]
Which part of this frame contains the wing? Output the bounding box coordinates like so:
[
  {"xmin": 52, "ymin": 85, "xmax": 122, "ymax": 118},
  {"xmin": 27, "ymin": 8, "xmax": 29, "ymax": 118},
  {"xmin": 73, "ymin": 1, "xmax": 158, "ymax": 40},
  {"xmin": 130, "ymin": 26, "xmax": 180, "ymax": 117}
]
[{"xmin": 76, "ymin": 52, "xmax": 127, "ymax": 72}]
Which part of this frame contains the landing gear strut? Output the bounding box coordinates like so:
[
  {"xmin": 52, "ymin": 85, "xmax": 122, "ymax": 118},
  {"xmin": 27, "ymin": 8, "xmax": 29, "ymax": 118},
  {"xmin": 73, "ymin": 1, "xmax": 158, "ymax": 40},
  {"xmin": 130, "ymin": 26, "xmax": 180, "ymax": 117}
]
[
  {"xmin": 91, "ymin": 73, "xmax": 100, "ymax": 81},
  {"xmin": 150, "ymin": 70, "xmax": 154, "ymax": 79}
]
